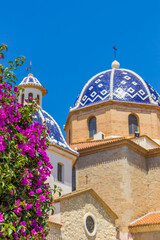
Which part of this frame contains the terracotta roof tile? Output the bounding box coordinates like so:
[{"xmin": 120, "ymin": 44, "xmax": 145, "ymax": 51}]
[
  {"xmin": 130, "ymin": 212, "xmax": 160, "ymax": 226},
  {"xmin": 70, "ymin": 137, "xmax": 124, "ymax": 151}
]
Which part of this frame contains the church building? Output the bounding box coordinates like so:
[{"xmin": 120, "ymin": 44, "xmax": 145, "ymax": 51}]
[{"xmin": 18, "ymin": 59, "xmax": 160, "ymax": 240}]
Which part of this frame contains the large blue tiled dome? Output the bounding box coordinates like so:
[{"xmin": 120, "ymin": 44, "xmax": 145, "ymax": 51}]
[
  {"xmin": 73, "ymin": 61, "xmax": 160, "ymax": 110},
  {"xmin": 33, "ymin": 108, "xmax": 77, "ymax": 154}
]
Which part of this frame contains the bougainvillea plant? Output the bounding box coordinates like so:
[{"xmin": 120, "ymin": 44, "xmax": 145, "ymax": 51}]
[{"xmin": 0, "ymin": 44, "xmax": 56, "ymax": 239}]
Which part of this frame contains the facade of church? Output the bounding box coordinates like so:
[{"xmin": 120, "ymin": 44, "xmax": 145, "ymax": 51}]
[{"xmin": 18, "ymin": 60, "xmax": 160, "ymax": 240}]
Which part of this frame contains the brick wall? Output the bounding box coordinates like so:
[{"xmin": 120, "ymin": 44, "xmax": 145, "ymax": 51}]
[{"xmin": 65, "ymin": 102, "xmax": 160, "ymax": 144}]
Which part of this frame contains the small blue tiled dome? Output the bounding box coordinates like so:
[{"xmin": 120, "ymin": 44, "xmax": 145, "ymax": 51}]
[
  {"xmin": 33, "ymin": 107, "xmax": 77, "ymax": 154},
  {"xmin": 19, "ymin": 73, "xmax": 47, "ymax": 96},
  {"xmin": 73, "ymin": 61, "xmax": 160, "ymax": 110},
  {"xmin": 20, "ymin": 73, "xmax": 42, "ymax": 86}
]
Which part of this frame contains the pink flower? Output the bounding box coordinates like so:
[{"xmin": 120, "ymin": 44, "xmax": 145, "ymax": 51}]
[
  {"xmin": 13, "ymin": 207, "xmax": 22, "ymax": 215},
  {"xmin": 31, "ymin": 229, "xmax": 37, "ymax": 236},
  {"xmin": 13, "ymin": 233, "xmax": 18, "ymax": 238},
  {"xmin": 36, "ymin": 188, "xmax": 43, "ymax": 194},
  {"xmin": 0, "ymin": 212, "xmax": 4, "ymax": 223},
  {"xmin": 39, "ymin": 195, "xmax": 46, "ymax": 202},
  {"xmin": 20, "ymin": 221, "xmax": 26, "ymax": 227},
  {"xmin": 15, "ymin": 199, "xmax": 20, "ymax": 206},
  {"xmin": 22, "ymin": 232, "xmax": 26, "ymax": 236},
  {"xmin": 13, "ymin": 86, "xmax": 19, "ymax": 93},
  {"xmin": 0, "ymin": 136, "xmax": 6, "ymax": 152},
  {"xmin": 38, "ymin": 160, "xmax": 43, "ymax": 166},
  {"xmin": 21, "ymin": 176, "xmax": 32, "ymax": 187},
  {"xmin": 15, "ymin": 125, "xmax": 21, "ymax": 131},
  {"xmin": 25, "ymin": 203, "xmax": 32, "ymax": 210},
  {"xmin": 29, "ymin": 191, "xmax": 35, "ymax": 196},
  {"xmin": 0, "ymin": 77, "xmax": 54, "ymax": 238}
]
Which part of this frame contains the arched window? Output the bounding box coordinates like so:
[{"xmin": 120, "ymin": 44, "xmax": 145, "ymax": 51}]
[
  {"xmin": 128, "ymin": 114, "xmax": 138, "ymax": 135},
  {"xmin": 28, "ymin": 92, "xmax": 33, "ymax": 99},
  {"xmin": 37, "ymin": 94, "xmax": 40, "ymax": 104},
  {"xmin": 88, "ymin": 117, "xmax": 97, "ymax": 138},
  {"xmin": 57, "ymin": 163, "xmax": 64, "ymax": 182},
  {"xmin": 21, "ymin": 93, "xmax": 24, "ymax": 104}
]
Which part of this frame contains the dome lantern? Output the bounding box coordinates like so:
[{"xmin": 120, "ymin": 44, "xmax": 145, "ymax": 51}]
[
  {"xmin": 111, "ymin": 60, "xmax": 120, "ymax": 69},
  {"xmin": 28, "ymin": 73, "xmax": 33, "ymax": 77}
]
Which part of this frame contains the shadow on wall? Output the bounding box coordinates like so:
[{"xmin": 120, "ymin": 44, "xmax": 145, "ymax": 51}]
[
  {"xmin": 147, "ymin": 157, "xmax": 160, "ymax": 170},
  {"xmin": 76, "ymin": 146, "xmax": 148, "ymax": 173}
]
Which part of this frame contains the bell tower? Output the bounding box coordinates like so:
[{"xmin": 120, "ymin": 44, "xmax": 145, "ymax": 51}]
[{"xmin": 18, "ymin": 73, "xmax": 47, "ymax": 107}]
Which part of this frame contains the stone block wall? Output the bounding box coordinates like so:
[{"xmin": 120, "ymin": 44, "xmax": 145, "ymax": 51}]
[
  {"xmin": 76, "ymin": 146, "xmax": 148, "ymax": 229},
  {"xmin": 132, "ymin": 231, "xmax": 160, "ymax": 240},
  {"xmin": 47, "ymin": 223, "xmax": 62, "ymax": 240},
  {"xmin": 147, "ymin": 156, "xmax": 160, "ymax": 211},
  {"xmin": 48, "ymin": 192, "xmax": 116, "ymax": 240},
  {"xmin": 60, "ymin": 192, "xmax": 116, "ymax": 240}
]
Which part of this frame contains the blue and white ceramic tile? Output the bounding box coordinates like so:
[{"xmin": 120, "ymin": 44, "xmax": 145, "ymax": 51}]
[
  {"xmin": 73, "ymin": 68, "xmax": 160, "ymax": 109},
  {"xmin": 33, "ymin": 107, "xmax": 77, "ymax": 154},
  {"xmin": 20, "ymin": 76, "xmax": 42, "ymax": 86}
]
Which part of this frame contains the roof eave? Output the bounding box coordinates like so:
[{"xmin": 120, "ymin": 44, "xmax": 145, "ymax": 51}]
[
  {"xmin": 18, "ymin": 84, "xmax": 47, "ymax": 97},
  {"xmin": 48, "ymin": 142, "xmax": 79, "ymax": 167},
  {"xmin": 129, "ymin": 223, "xmax": 160, "ymax": 233},
  {"xmin": 53, "ymin": 187, "xmax": 118, "ymax": 220}
]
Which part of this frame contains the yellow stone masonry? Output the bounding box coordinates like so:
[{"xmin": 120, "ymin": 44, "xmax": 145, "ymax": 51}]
[
  {"xmin": 48, "ymin": 191, "xmax": 116, "ymax": 240},
  {"xmin": 65, "ymin": 101, "xmax": 160, "ymax": 144}
]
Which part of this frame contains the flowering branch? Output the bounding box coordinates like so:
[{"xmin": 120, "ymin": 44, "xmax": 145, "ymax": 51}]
[{"xmin": 0, "ymin": 44, "xmax": 55, "ymax": 240}]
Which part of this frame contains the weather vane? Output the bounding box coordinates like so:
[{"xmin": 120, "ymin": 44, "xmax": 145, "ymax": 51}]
[
  {"xmin": 26, "ymin": 60, "xmax": 32, "ymax": 72},
  {"xmin": 113, "ymin": 46, "xmax": 117, "ymax": 59}
]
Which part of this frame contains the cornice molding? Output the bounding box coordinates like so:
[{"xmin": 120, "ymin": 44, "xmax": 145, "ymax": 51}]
[
  {"xmin": 19, "ymin": 84, "xmax": 47, "ymax": 96},
  {"xmin": 129, "ymin": 223, "xmax": 160, "ymax": 233},
  {"xmin": 48, "ymin": 220, "xmax": 62, "ymax": 228},
  {"xmin": 71, "ymin": 138, "xmax": 160, "ymax": 159},
  {"xmin": 53, "ymin": 187, "xmax": 118, "ymax": 220},
  {"xmin": 76, "ymin": 139, "xmax": 148, "ymax": 157}
]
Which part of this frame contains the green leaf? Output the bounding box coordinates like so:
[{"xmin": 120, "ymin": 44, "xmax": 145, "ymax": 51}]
[{"xmin": 8, "ymin": 228, "xmax": 13, "ymax": 236}]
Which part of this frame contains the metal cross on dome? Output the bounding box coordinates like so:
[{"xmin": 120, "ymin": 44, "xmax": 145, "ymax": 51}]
[{"xmin": 113, "ymin": 46, "xmax": 117, "ymax": 59}]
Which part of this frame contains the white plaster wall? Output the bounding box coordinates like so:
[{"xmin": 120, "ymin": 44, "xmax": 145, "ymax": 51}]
[
  {"xmin": 131, "ymin": 136, "xmax": 158, "ymax": 149},
  {"xmin": 154, "ymin": 139, "xmax": 160, "ymax": 145},
  {"xmin": 46, "ymin": 149, "xmax": 72, "ymax": 195},
  {"xmin": 19, "ymin": 88, "xmax": 42, "ymax": 106},
  {"xmin": 49, "ymin": 203, "xmax": 61, "ymax": 223}
]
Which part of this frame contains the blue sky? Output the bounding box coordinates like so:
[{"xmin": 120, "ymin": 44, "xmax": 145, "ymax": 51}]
[{"xmin": 1, "ymin": 0, "xmax": 160, "ymax": 136}]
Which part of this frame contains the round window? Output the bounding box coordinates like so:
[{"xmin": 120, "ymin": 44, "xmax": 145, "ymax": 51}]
[{"xmin": 84, "ymin": 213, "xmax": 97, "ymax": 236}]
